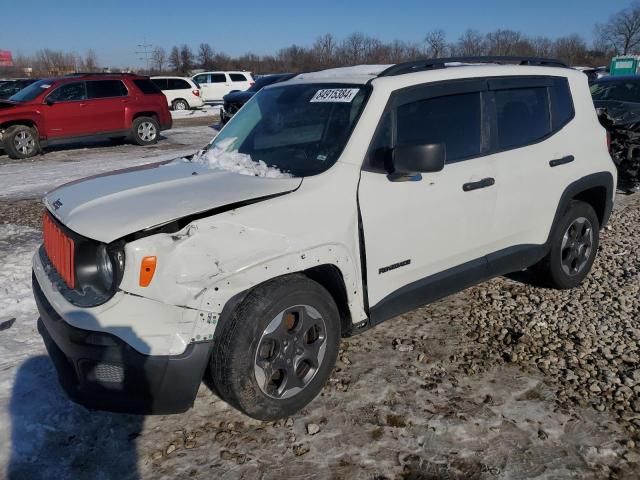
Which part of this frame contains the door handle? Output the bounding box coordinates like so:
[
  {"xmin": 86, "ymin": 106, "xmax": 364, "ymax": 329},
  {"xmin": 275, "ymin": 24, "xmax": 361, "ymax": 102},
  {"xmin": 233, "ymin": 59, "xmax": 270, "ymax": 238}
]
[
  {"xmin": 79, "ymin": 103, "xmax": 87, "ymax": 107},
  {"xmin": 463, "ymin": 177, "xmax": 495, "ymax": 192},
  {"xmin": 549, "ymin": 155, "xmax": 575, "ymax": 167}
]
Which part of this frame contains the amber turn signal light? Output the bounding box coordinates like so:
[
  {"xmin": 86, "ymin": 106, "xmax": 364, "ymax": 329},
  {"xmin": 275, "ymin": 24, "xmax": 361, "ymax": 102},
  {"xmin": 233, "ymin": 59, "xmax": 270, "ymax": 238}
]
[{"xmin": 139, "ymin": 256, "xmax": 157, "ymax": 287}]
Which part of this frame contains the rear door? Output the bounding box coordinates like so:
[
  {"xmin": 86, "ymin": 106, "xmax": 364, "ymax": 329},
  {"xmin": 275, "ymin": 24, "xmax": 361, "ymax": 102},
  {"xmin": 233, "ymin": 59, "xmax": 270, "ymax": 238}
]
[
  {"xmin": 488, "ymin": 77, "xmax": 576, "ymax": 254},
  {"xmin": 86, "ymin": 80, "xmax": 129, "ymax": 133},
  {"xmin": 43, "ymin": 81, "xmax": 92, "ymax": 138},
  {"xmin": 358, "ymin": 80, "xmax": 499, "ymax": 321}
]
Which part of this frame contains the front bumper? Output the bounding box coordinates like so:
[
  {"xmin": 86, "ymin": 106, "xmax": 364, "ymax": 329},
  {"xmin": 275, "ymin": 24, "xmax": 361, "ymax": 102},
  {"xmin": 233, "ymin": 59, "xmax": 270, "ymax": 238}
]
[{"xmin": 33, "ymin": 274, "xmax": 212, "ymax": 414}]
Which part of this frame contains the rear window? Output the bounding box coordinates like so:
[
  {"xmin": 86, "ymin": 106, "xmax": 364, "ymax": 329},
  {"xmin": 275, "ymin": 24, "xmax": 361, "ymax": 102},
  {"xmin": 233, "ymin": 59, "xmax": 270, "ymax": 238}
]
[
  {"xmin": 87, "ymin": 80, "xmax": 127, "ymax": 99},
  {"xmin": 168, "ymin": 78, "xmax": 191, "ymax": 90},
  {"xmin": 397, "ymin": 92, "xmax": 482, "ymax": 162},
  {"xmin": 495, "ymin": 87, "xmax": 551, "ymax": 150},
  {"xmin": 133, "ymin": 79, "xmax": 162, "ymax": 94},
  {"xmin": 230, "ymin": 73, "xmax": 248, "ymax": 82}
]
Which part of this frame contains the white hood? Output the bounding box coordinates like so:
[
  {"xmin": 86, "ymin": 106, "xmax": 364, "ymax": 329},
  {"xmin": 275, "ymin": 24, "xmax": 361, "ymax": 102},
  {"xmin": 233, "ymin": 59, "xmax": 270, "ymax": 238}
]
[{"xmin": 44, "ymin": 161, "xmax": 302, "ymax": 243}]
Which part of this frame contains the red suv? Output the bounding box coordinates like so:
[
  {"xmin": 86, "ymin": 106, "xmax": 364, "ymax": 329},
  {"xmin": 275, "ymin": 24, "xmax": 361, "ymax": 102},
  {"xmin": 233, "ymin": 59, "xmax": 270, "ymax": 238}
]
[{"xmin": 0, "ymin": 73, "xmax": 172, "ymax": 159}]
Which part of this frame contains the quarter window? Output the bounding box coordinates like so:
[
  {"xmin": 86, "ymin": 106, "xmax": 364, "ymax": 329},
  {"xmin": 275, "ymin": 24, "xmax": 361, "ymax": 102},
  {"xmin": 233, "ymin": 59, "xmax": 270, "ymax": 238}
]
[
  {"xmin": 87, "ymin": 80, "xmax": 127, "ymax": 99},
  {"xmin": 168, "ymin": 78, "xmax": 191, "ymax": 90},
  {"xmin": 396, "ymin": 92, "xmax": 482, "ymax": 163},
  {"xmin": 495, "ymin": 87, "xmax": 551, "ymax": 150},
  {"xmin": 550, "ymin": 78, "xmax": 574, "ymax": 130},
  {"xmin": 47, "ymin": 82, "xmax": 87, "ymax": 102}
]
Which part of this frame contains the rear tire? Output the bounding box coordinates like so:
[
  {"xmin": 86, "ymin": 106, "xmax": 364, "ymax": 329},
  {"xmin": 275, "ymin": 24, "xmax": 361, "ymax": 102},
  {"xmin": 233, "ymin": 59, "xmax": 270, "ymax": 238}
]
[
  {"xmin": 172, "ymin": 99, "xmax": 189, "ymax": 111},
  {"xmin": 131, "ymin": 116, "xmax": 159, "ymax": 146},
  {"xmin": 531, "ymin": 201, "xmax": 600, "ymax": 289},
  {"xmin": 3, "ymin": 125, "xmax": 39, "ymax": 159},
  {"xmin": 209, "ymin": 274, "xmax": 341, "ymax": 420}
]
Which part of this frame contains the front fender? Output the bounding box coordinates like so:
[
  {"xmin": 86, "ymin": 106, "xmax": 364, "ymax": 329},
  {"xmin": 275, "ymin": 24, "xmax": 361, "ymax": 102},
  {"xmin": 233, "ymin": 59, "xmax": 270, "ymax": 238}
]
[{"xmin": 118, "ymin": 221, "xmax": 367, "ymax": 340}]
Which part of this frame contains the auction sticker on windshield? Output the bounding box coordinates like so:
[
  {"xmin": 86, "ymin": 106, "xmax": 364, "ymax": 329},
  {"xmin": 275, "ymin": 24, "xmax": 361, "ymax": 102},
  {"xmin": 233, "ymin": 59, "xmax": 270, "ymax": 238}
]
[{"xmin": 310, "ymin": 88, "xmax": 360, "ymax": 103}]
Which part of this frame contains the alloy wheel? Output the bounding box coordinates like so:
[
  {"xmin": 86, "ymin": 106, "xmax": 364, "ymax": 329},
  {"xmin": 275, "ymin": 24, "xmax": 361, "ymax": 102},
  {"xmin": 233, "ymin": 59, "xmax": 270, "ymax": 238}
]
[
  {"xmin": 254, "ymin": 305, "xmax": 327, "ymax": 400},
  {"xmin": 14, "ymin": 130, "xmax": 36, "ymax": 156},
  {"xmin": 560, "ymin": 216, "xmax": 593, "ymax": 276},
  {"xmin": 137, "ymin": 122, "xmax": 157, "ymax": 142}
]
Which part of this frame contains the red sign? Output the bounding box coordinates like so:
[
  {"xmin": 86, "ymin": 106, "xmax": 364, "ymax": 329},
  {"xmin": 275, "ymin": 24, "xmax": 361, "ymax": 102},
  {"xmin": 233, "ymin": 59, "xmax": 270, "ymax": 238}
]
[{"xmin": 0, "ymin": 50, "xmax": 13, "ymax": 67}]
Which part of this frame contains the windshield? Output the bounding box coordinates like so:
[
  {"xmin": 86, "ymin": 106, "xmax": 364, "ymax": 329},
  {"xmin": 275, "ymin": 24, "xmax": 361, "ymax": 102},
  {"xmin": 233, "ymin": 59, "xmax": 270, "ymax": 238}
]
[
  {"xmin": 9, "ymin": 79, "xmax": 53, "ymax": 102},
  {"xmin": 199, "ymin": 83, "xmax": 369, "ymax": 177},
  {"xmin": 591, "ymin": 80, "xmax": 640, "ymax": 103}
]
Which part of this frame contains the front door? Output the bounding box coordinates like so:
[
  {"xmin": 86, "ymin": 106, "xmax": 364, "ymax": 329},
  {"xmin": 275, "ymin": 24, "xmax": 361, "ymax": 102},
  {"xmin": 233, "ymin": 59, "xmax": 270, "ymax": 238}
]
[
  {"xmin": 358, "ymin": 81, "xmax": 499, "ymax": 323},
  {"xmin": 42, "ymin": 81, "xmax": 92, "ymax": 139},
  {"xmin": 199, "ymin": 73, "xmax": 229, "ymax": 102}
]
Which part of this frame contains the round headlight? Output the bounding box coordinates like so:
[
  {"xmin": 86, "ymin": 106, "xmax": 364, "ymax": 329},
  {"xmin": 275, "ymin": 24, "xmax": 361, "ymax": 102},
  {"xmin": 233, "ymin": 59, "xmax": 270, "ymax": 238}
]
[{"xmin": 96, "ymin": 244, "xmax": 114, "ymax": 289}]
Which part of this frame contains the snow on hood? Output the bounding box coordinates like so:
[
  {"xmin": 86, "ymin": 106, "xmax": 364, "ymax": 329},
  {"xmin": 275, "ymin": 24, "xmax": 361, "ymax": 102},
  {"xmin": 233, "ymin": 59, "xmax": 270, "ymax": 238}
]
[
  {"xmin": 188, "ymin": 137, "xmax": 291, "ymax": 178},
  {"xmin": 44, "ymin": 160, "xmax": 301, "ymax": 243}
]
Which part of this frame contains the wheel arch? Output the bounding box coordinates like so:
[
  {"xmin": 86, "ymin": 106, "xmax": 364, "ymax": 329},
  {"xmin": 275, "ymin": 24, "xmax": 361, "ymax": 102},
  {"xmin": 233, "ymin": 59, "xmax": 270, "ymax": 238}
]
[
  {"xmin": 132, "ymin": 111, "xmax": 159, "ymax": 122},
  {"xmin": 551, "ymin": 172, "xmax": 614, "ymax": 236},
  {"xmin": 1, "ymin": 119, "xmax": 40, "ymax": 134}
]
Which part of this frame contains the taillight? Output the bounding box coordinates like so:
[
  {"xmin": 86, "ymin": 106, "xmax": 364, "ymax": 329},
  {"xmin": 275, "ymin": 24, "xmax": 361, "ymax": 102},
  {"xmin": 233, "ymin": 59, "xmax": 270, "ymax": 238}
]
[
  {"xmin": 249, "ymin": 82, "xmax": 255, "ymax": 87},
  {"xmin": 193, "ymin": 89, "xmax": 200, "ymax": 97},
  {"xmin": 606, "ymin": 131, "xmax": 611, "ymax": 150}
]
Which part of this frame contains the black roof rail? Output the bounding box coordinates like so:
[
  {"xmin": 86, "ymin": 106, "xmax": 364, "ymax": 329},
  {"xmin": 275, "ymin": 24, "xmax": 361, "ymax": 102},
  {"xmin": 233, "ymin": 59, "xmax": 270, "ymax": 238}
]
[
  {"xmin": 64, "ymin": 72, "xmax": 140, "ymax": 77},
  {"xmin": 378, "ymin": 56, "xmax": 568, "ymax": 77}
]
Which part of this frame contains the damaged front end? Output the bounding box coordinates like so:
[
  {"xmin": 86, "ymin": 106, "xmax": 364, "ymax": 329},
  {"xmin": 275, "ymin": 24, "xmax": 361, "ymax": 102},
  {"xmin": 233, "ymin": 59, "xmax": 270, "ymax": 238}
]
[{"xmin": 596, "ymin": 102, "xmax": 640, "ymax": 193}]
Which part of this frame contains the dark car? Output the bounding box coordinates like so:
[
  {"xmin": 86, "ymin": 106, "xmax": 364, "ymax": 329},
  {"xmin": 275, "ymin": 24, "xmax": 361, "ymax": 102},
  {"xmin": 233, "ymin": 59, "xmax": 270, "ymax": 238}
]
[
  {"xmin": 0, "ymin": 78, "xmax": 39, "ymax": 99},
  {"xmin": 591, "ymin": 75, "xmax": 640, "ymax": 191},
  {"xmin": 221, "ymin": 73, "xmax": 296, "ymax": 124},
  {"xmin": 0, "ymin": 73, "xmax": 172, "ymax": 159}
]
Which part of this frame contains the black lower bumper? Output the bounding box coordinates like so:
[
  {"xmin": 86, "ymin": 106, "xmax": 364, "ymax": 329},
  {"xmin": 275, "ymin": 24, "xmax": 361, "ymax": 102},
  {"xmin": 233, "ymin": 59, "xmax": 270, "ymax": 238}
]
[{"xmin": 33, "ymin": 274, "xmax": 212, "ymax": 414}]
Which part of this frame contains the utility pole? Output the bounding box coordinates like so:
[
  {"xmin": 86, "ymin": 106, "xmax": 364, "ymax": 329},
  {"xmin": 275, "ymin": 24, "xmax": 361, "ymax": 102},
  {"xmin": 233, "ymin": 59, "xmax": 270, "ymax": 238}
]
[{"xmin": 136, "ymin": 39, "xmax": 153, "ymax": 73}]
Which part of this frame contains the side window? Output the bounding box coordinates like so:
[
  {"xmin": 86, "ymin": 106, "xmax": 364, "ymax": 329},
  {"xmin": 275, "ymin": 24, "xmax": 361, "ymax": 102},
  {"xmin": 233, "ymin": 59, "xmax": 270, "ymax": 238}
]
[
  {"xmin": 193, "ymin": 74, "xmax": 209, "ymax": 85},
  {"xmin": 168, "ymin": 78, "xmax": 190, "ymax": 90},
  {"xmin": 230, "ymin": 73, "xmax": 248, "ymax": 82},
  {"xmin": 495, "ymin": 87, "xmax": 551, "ymax": 150},
  {"xmin": 47, "ymin": 82, "xmax": 87, "ymax": 102},
  {"xmin": 550, "ymin": 78, "xmax": 574, "ymax": 130},
  {"xmin": 133, "ymin": 79, "xmax": 162, "ymax": 94},
  {"xmin": 396, "ymin": 92, "xmax": 482, "ymax": 163},
  {"xmin": 151, "ymin": 78, "xmax": 169, "ymax": 90},
  {"xmin": 210, "ymin": 73, "xmax": 227, "ymax": 83},
  {"xmin": 87, "ymin": 80, "xmax": 127, "ymax": 99}
]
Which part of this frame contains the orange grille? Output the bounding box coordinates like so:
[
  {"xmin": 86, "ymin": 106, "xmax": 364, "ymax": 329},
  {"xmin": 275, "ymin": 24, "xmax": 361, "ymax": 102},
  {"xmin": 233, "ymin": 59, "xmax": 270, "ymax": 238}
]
[{"xmin": 43, "ymin": 213, "xmax": 76, "ymax": 289}]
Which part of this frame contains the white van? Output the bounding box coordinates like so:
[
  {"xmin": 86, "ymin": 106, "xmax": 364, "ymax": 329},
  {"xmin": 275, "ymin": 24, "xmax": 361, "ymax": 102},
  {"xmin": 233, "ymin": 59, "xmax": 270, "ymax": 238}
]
[
  {"xmin": 191, "ymin": 71, "xmax": 254, "ymax": 102},
  {"xmin": 150, "ymin": 76, "xmax": 204, "ymax": 111}
]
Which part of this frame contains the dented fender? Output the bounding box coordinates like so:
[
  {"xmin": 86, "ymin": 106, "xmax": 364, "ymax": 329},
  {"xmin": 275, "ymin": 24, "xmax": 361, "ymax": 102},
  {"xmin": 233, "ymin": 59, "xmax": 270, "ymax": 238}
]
[{"xmin": 118, "ymin": 219, "xmax": 367, "ymax": 342}]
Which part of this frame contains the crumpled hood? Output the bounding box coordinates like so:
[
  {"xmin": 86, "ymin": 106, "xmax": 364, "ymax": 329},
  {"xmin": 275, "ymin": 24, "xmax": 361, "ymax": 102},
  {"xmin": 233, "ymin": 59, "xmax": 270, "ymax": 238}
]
[{"xmin": 44, "ymin": 160, "xmax": 302, "ymax": 243}]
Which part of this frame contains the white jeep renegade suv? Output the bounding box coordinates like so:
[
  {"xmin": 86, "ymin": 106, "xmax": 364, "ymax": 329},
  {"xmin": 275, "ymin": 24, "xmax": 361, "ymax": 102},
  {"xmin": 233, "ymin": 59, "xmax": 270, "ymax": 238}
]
[{"xmin": 33, "ymin": 57, "xmax": 616, "ymax": 420}]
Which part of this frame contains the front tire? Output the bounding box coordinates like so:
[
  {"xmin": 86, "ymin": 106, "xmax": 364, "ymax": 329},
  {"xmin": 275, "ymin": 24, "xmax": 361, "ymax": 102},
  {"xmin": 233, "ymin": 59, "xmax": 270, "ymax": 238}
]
[
  {"xmin": 209, "ymin": 275, "xmax": 341, "ymax": 420},
  {"xmin": 531, "ymin": 200, "xmax": 600, "ymax": 289},
  {"xmin": 3, "ymin": 125, "xmax": 39, "ymax": 159},
  {"xmin": 131, "ymin": 116, "xmax": 159, "ymax": 146}
]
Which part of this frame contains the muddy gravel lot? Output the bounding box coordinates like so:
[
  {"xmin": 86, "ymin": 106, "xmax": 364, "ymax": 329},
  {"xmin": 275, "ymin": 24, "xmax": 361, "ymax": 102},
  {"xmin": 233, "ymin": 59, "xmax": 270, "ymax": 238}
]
[{"xmin": 0, "ymin": 123, "xmax": 638, "ymax": 478}]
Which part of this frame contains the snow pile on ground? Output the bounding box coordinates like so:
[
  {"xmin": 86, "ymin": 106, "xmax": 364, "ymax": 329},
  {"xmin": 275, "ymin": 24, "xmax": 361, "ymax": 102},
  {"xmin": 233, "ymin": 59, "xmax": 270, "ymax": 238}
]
[{"xmin": 192, "ymin": 137, "xmax": 291, "ymax": 178}]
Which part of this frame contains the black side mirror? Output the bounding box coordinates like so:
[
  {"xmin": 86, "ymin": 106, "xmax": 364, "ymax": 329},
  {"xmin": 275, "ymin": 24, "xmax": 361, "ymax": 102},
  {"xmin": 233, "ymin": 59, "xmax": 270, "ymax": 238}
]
[
  {"xmin": 390, "ymin": 143, "xmax": 446, "ymax": 181},
  {"xmin": 45, "ymin": 97, "xmax": 55, "ymax": 106}
]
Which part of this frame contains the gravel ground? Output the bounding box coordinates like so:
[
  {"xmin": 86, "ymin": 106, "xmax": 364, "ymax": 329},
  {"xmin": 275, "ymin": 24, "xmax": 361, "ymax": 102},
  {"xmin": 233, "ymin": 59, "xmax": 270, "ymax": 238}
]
[{"xmin": 1, "ymin": 170, "xmax": 638, "ymax": 478}]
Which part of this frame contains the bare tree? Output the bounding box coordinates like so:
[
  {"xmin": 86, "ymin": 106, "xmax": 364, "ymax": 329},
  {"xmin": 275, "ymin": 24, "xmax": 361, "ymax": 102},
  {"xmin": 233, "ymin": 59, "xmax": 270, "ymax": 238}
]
[
  {"xmin": 454, "ymin": 29, "xmax": 486, "ymax": 56},
  {"xmin": 312, "ymin": 34, "xmax": 337, "ymax": 68},
  {"xmin": 179, "ymin": 45, "xmax": 194, "ymax": 74},
  {"xmin": 168, "ymin": 46, "xmax": 181, "ymax": 73},
  {"xmin": 553, "ymin": 34, "xmax": 589, "ymax": 66},
  {"xmin": 81, "ymin": 49, "xmax": 99, "ymax": 72},
  {"xmin": 531, "ymin": 36, "xmax": 554, "ymax": 57},
  {"xmin": 198, "ymin": 43, "xmax": 215, "ymax": 69},
  {"xmin": 151, "ymin": 46, "xmax": 167, "ymax": 72},
  {"xmin": 425, "ymin": 29, "xmax": 448, "ymax": 58},
  {"xmin": 485, "ymin": 29, "xmax": 523, "ymax": 56},
  {"xmin": 595, "ymin": 2, "xmax": 640, "ymax": 55}
]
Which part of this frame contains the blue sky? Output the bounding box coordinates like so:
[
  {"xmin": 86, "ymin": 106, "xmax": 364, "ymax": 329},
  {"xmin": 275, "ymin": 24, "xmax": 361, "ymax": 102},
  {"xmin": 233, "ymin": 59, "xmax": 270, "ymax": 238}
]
[{"xmin": 0, "ymin": 0, "xmax": 631, "ymax": 67}]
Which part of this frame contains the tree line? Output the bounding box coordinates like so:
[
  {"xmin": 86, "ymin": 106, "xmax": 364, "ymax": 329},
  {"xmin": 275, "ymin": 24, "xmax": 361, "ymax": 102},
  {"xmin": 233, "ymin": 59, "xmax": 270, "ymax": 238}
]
[{"xmin": 4, "ymin": 2, "xmax": 640, "ymax": 77}]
